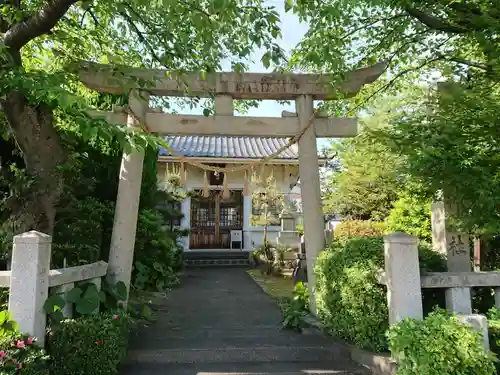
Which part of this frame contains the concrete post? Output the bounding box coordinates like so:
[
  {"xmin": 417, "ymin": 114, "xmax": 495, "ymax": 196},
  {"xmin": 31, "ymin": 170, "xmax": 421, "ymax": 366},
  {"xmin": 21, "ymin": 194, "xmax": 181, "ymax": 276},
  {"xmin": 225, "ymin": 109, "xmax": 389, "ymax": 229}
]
[
  {"xmin": 296, "ymin": 95, "xmax": 324, "ymax": 315},
  {"xmin": 457, "ymin": 314, "xmax": 489, "ymax": 350},
  {"xmin": 52, "ymin": 282, "xmax": 74, "ymax": 318},
  {"xmin": 107, "ymin": 90, "xmax": 149, "ymax": 298},
  {"xmin": 8, "ymin": 231, "xmax": 51, "ymax": 346},
  {"xmin": 384, "ymin": 232, "xmax": 423, "ymax": 325},
  {"xmin": 431, "ymin": 200, "xmax": 472, "ymax": 314}
]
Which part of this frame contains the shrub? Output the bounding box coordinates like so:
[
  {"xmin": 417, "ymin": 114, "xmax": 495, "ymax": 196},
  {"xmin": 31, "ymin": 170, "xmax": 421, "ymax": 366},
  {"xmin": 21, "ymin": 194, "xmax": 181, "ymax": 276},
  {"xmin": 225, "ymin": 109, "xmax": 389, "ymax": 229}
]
[
  {"xmin": 385, "ymin": 193, "xmax": 432, "ymax": 241},
  {"xmin": 315, "ymin": 236, "xmax": 446, "ymax": 352},
  {"xmin": 0, "ymin": 311, "xmax": 49, "ymax": 374},
  {"xmin": 52, "ymin": 197, "xmax": 110, "ymax": 268},
  {"xmin": 487, "ymin": 308, "xmax": 500, "ymax": 373},
  {"xmin": 0, "ymin": 334, "xmax": 49, "ymax": 375},
  {"xmin": 133, "ymin": 208, "xmax": 182, "ymax": 291},
  {"xmin": 334, "ymin": 220, "xmax": 386, "ymax": 240},
  {"xmin": 48, "ymin": 312, "xmax": 129, "ymax": 375},
  {"xmin": 282, "ymin": 282, "xmax": 309, "ymax": 330},
  {"xmin": 388, "ymin": 309, "xmax": 496, "ymax": 375}
]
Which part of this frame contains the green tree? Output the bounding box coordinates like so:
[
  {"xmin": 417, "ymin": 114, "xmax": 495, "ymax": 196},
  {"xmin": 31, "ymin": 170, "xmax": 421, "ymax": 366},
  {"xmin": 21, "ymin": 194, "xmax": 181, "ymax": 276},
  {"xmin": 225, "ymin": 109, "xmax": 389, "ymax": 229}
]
[
  {"xmin": 0, "ymin": 0, "xmax": 284, "ymax": 235},
  {"xmin": 323, "ymin": 95, "xmax": 406, "ymax": 220},
  {"xmin": 377, "ymin": 83, "xmax": 500, "ymax": 235}
]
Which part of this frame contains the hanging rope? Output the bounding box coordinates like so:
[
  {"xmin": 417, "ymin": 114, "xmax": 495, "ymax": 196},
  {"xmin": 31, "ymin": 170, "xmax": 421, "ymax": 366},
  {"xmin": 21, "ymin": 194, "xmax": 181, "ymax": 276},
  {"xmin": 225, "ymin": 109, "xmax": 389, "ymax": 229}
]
[{"xmin": 125, "ymin": 104, "xmax": 317, "ymax": 174}]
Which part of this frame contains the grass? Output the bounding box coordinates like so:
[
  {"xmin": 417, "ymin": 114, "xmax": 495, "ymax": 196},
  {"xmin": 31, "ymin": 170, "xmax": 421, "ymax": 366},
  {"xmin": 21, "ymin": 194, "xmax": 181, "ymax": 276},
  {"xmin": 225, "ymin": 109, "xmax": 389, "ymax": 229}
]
[{"xmin": 247, "ymin": 267, "xmax": 295, "ymax": 298}]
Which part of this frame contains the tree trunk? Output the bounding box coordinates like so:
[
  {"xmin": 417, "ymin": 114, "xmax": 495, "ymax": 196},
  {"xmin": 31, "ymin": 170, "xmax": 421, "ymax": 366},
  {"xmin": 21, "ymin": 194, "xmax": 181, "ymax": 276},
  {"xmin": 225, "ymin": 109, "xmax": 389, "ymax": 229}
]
[{"xmin": 2, "ymin": 91, "xmax": 66, "ymax": 236}]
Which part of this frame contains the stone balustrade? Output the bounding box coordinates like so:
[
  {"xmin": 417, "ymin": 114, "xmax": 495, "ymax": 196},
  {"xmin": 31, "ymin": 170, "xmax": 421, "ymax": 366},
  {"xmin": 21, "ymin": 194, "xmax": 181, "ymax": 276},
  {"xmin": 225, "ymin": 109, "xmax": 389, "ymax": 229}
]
[
  {"xmin": 0, "ymin": 231, "xmax": 108, "ymax": 346},
  {"xmin": 380, "ymin": 232, "xmax": 493, "ymax": 350}
]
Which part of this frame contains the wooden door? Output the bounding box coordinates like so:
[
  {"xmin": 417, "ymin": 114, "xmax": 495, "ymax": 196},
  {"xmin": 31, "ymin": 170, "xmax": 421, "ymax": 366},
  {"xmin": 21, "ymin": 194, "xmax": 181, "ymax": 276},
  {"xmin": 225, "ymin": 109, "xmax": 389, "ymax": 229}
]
[{"xmin": 190, "ymin": 190, "xmax": 243, "ymax": 249}]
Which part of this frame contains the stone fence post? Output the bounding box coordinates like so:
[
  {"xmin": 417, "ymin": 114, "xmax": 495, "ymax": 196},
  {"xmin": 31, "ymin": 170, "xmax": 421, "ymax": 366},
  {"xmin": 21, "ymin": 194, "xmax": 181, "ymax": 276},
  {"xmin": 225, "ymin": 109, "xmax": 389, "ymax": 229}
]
[
  {"xmin": 8, "ymin": 231, "xmax": 51, "ymax": 346},
  {"xmin": 384, "ymin": 232, "xmax": 423, "ymax": 325}
]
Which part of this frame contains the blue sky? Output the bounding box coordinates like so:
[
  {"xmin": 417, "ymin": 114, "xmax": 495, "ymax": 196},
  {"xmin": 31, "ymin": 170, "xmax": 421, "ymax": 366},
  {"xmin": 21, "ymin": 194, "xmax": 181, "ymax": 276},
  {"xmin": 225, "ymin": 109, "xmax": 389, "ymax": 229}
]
[{"xmin": 175, "ymin": 1, "xmax": 331, "ymax": 150}]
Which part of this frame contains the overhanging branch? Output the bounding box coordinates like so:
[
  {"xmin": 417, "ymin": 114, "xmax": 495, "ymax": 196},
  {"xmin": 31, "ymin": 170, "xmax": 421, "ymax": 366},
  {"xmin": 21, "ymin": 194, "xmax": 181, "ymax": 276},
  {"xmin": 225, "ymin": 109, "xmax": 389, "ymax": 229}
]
[
  {"xmin": 4, "ymin": 0, "xmax": 79, "ymax": 50},
  {"xmin": 405, "ymin": 6, "xmax": 468, "ymax": 34}
]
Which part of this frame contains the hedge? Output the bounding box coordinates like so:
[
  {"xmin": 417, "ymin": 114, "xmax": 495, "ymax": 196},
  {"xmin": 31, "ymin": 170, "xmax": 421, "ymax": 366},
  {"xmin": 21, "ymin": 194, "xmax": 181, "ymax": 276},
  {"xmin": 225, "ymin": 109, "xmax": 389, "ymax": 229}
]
[{"xmin": 315, "ymin": 236, "xmax": 446, "ymax": 352}]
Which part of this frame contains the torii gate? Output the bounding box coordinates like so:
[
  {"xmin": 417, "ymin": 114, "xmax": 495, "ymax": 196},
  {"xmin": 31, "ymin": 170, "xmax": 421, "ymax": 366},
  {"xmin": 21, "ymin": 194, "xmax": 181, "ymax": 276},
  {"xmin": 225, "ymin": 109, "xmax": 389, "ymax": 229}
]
[{"xmin": 78, "ymin": 62, "xmax": 385, "ymax": 313}]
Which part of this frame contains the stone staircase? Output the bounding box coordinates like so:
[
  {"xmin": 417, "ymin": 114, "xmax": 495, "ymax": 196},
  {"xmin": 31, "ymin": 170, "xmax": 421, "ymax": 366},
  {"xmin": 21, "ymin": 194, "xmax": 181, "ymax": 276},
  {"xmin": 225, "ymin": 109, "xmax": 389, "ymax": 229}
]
[
  {"xmin": 120, "ymin": 268, "xmax": 369, "ymax": 375},
  {"xmin": 183, "ymin": 250, "xmax": 251, "ymax": 267}
]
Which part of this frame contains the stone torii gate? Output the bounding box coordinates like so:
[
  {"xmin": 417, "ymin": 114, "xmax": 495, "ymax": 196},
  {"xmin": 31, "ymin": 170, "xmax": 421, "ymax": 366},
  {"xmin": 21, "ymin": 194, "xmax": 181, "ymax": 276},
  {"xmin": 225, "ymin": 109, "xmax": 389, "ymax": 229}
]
[{"xmin": 78, "ymin": 62, "xmax": 385, "ymax": 312}]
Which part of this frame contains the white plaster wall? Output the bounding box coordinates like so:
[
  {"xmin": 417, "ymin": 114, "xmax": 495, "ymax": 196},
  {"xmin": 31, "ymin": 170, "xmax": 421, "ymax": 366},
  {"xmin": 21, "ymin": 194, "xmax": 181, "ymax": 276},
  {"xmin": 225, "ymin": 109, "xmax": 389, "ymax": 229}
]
[{"xmin": 157, "ymin": 162, "xmax": 300, "ymax": 250}]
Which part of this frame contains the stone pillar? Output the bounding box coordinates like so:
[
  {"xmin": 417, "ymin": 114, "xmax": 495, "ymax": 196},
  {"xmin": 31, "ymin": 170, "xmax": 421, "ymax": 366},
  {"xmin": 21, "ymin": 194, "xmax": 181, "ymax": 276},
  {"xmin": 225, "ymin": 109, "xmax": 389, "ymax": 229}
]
[
  {"xmin": 431, "ymin": 199, "xmax": 472, "ymax": 314},
  {"xmin": 457, "ymin": 314, "xmax": 489, "ymax": 350},
  {"xmin": 52, "ymin": 282, "xmax": 74, "ymax": 318},
  {"xmin": 384, "ymin": 232, "xmax": 423, "ymax": 325},
  {"xmin": 277, "ymin": 209, "xmax": 300, "ymax": 249},
  {"xmin": 8, "ymin": 231, "xmax": 51, "ymax": 346},
  {"xmin": 181, "ymin": 189, "xmax": 191, "ymax": 250},
  {"xmin": 296, "ymin": 95, "xmax": 324, "ymax": 315},
  {"xmin": 107, "ymin": 90, "xmax": 149, "ymax": 298},
  {"xmin": 243, "ymin": 194, "xmax": 252, "ymax": 249}
]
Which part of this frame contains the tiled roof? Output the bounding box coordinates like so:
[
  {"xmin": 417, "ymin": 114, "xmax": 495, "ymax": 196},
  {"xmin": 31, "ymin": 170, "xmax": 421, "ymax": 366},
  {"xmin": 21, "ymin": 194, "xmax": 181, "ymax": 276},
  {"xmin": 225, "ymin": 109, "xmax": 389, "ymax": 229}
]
[{"xmin": 159, "ymin": 136, "xmax": 299, "ymax": 160}]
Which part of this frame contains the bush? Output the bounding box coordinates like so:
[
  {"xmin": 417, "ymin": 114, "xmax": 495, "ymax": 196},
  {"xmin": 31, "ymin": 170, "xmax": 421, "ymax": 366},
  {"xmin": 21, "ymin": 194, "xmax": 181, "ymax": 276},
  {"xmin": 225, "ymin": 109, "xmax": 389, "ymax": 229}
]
[
  {"xmin": 334, "ymin": 220, "xmax": 386, "ymax": 240},
  {"xmin": 385, "ymin": 193, "xmax": 432, "ymax": 241},
  {"xmin": 282, "ymin": 282, "xmax": 309, "ymax": 330},
  {"xmin": 48, "ymin": 312, "xmax": 129, "ymax": 375},
  {"xmin": 0, "ymin": 311, "xmax": 49, "ymax": 374},
  {"xmin": 132, "ymin": 208, "xmax": 182, "ymax": 291},
  {"xmin": 0, "ymin": 334, "xmax": 49, "ymax": 375},
  {"xmin": 52, "ymin": 197, "xmax": 110, "ymax": 268},
  {"xmin": 315, "ymin": 236, "xmax": 446, "ymax": 352},
  {"xmin": 388, "ymin": 309, "xmax": 496, "ymax": 375}
]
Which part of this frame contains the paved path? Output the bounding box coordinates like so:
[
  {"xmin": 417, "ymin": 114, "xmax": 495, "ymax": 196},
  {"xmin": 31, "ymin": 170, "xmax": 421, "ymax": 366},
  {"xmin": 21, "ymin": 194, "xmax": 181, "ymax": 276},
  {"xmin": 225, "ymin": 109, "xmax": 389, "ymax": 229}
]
[{"xmin": 120, "ymin": 268, "xmax": 368, "ymax": 375}]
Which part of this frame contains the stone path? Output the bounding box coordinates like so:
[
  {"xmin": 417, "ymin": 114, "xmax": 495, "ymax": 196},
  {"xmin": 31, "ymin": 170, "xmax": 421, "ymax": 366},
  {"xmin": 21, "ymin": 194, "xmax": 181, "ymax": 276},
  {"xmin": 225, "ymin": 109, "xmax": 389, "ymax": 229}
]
[{"xmin": 120, "ymin": 268, "xmax": 368, "ymax": 375}]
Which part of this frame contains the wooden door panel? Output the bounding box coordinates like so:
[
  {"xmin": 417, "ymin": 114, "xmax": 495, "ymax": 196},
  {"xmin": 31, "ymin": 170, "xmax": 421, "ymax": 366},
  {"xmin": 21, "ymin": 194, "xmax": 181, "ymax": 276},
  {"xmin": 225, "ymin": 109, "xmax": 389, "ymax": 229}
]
[{"xmin": 190, "ymin": 190, "xmax": 243, "ymax": 249}]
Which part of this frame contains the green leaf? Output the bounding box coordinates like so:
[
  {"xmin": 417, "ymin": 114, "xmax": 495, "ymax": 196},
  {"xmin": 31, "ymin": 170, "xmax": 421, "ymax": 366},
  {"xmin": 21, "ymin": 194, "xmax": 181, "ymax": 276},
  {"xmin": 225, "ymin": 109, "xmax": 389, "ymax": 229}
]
[
  {"xmin": 43, "ymin": 295, "xmax": 66, "ymax": 313},
  {"xmin": 284, "ymin": 0, "xmax": 293, "ymax": 12},
  {"xmin": 75, "ymin": 298, "xmax": 99, "ymax": 315},
  {"xmin": 114, "ymin": 281, "xmax": 128, "ymax": 301},
  {"xmin": 261, "ymin": 51, "xmax": 271, "ymax": 69},
  {"xmin": 203, "ymin": 108, "xmax": 210, "ymax": 117},
  {"xmin": 66, "ymin": 287, "xmax": 83, "ymax": 303}
]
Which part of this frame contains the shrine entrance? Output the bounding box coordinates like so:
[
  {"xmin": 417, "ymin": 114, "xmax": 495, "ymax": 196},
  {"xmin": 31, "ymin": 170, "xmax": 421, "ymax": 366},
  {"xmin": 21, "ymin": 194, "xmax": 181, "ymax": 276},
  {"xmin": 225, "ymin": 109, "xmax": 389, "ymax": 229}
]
[{"xmin": 190, "ymin": 190, "xmax": 243, "ymax": 249}]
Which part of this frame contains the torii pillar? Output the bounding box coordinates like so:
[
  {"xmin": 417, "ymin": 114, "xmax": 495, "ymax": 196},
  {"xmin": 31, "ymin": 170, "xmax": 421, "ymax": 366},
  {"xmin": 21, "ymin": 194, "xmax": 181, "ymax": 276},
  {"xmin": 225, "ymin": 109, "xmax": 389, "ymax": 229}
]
[
  {"xmin": 107, "ymin": 90, "xmax": 149, "ymax": 297},
  {"xmin": 296, "ymin": 95, "xmax": 324, "ymax": 314}
]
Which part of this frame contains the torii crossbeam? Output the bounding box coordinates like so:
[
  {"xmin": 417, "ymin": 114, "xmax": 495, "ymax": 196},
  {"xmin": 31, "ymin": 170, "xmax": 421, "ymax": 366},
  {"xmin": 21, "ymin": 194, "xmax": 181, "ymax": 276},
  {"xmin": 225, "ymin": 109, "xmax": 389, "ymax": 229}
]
[{"xmin": 78, "ymin": 61, "xmax": 386, "ymax": 312}]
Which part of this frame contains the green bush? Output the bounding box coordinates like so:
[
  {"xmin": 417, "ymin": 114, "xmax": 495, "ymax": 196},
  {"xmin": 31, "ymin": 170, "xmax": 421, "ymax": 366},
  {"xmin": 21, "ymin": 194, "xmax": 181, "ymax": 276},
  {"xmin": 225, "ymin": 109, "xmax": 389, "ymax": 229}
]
[
  {"xmin": 334, "ymin": 220, "xmax": 386, "ymax": 240},
  {"xmin": 47, "ymin": 312, "xmax": 129, "ymax": 375},
  {"xmin": 282, "ymin": 282, "xmax": 309, "ymax": 330},
  {"xmin": 388, "ymin": 309, "xmax": 496, "ymax": 375},
  {"xmin": 385, "ymin": 193, "xmax": 432, "ymax": 241},
  {"xmin": 315, "ymin": 236, "xmax": 446, "ymax": 352},
  {"xmin": 0, "ymin": 311, "xmax": 49, "ymax": 374},
  {"xmin": 133, "ymin": 208, "xmax": 182, "ymax": 291},
  {"xmin": 52, "ymin": 198, "xmax": 112, "ymax": 268}
]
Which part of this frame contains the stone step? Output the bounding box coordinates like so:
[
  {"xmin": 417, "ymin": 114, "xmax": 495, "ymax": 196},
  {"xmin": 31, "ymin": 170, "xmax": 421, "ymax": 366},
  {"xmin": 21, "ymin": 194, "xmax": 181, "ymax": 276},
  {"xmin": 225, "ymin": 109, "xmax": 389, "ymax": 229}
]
[
  {"xmin": 184, "ymin": 259, "xmax": 250, "ymax": 267},
  {"xmin": 128, "ymin": 332, "xmax": 334, "ymax": 350},
  {"xmin": 125, "ymin": 345, "xmax": 351, "ymax": 365},
  {"xmin": 120, "ymin": 360, "xmax": 370, "ymax": 375},
  {"xmin": 184, "ymin": 251, "xmax": 251, "ymax": 260}
]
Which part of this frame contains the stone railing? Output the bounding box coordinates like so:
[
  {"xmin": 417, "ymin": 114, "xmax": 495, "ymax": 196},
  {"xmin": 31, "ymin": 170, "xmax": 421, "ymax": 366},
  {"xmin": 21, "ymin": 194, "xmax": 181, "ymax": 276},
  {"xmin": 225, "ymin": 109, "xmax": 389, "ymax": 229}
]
[
  {"xmin": 0, "ymin": 231, "xmax": 108, "ymax": 346},
  {"xmin": 378, "ymin": 232, "xmax": 492, "ymax": 349}
]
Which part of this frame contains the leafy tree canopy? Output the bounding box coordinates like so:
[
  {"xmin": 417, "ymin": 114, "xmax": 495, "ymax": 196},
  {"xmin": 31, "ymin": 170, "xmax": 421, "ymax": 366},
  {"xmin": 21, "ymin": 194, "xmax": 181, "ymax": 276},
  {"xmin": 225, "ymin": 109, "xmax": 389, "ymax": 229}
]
[{"xmin": 0, "ymin": 0, "xmax": 285, "ymax": 234}]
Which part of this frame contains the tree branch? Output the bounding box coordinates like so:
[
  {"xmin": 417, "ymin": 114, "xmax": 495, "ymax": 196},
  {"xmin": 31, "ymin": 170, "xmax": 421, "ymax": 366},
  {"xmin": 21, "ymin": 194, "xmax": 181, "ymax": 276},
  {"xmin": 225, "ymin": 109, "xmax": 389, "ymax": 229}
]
[
  {"xmin": 436, "ymin": 53, "xmax": 492, "ymax": 71},
  {"xmin": 4, "ymin": 0, "xmax": 79, "ymax": 50},
  {"xmin": 118, "ymin": 9, "xmax": 163, "ymax": 67},
  {"xmin": 405, "ymin": 6, "xmax": 468, "ymax": 34}
]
